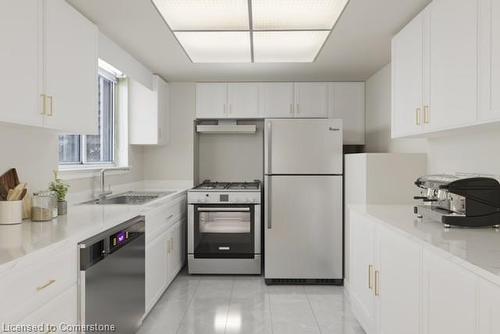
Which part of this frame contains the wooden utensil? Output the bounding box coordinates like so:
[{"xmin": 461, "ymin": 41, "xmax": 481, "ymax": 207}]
[
  {"xmin": 0, "ymin": 168, "xmax": 19, "ymax": 190},
  {"xmin": 7, "ymin": 183, "xmax": 26, "ymax": 201},
  {"xmin": 0, "ymin": 184, "xmax": 7, "ymax": 201}
]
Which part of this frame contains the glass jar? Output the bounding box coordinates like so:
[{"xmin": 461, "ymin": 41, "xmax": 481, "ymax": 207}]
[{"xmin": 31, "ymin": 191, "xmax": 57, "ymax": 222}]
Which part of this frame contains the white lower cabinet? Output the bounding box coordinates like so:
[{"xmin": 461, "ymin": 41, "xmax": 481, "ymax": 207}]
[
  {"xmin": 145, "ymin": 197, "xmax": 186, "ymax": 314},
  {"xmin": 18, "ymin": 285, "xmax": 77, "ymax": 333},
  {"xmin": 375, "ymin": 227, "xmax": 421, "ymax": 334},
  {"xmin": 350, "ymin": 211, "xmax": 421, "ymax": 334},
  {"xmin": 479, "ymin": 279, "xmax": 500, "ymax": 334},
  {"xmin": 145, "ymin": 229, "xmax": 169, "ymax": 313},
  {"xmin": 349, "ymin": 209, "xmax": 489, "ymax": 334},
  {"xmin": 422, "ymin": 249, "xmax": 478, "ymax": 334},
  {"xmin": 349, "ymin": 211, "xmax": 376, "ymax": 333}
]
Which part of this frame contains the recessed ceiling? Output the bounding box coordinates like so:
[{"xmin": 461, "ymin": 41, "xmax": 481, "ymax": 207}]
[
  {"xmin": 67, "ymin": 0, "xmax": 431, "ymax": 81},
  {"xmin": 151, "ymin": 0, "xmax": 349, "ymax": 63}
]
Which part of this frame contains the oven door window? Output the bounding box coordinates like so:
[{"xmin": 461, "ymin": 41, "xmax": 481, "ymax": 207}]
[{"xmin": 194, "ymin": 205, "xmax": 254, "ymax": 258}]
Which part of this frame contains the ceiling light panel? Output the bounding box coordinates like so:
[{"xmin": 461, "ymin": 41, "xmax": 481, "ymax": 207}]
[
  {"xmin": 175, "ymin": 32, "xmax": 251, "ymax": 63},
  {"xmin": 152, "ymin": 0, "xmax": 249, "ymax": 30},
  {"xmin": 253, "ymin": 31, "xmax": 330, "ymax": 62},
  {"xmin": 251, "ymin": 0, "xmax": 349, "ymax": 30}
]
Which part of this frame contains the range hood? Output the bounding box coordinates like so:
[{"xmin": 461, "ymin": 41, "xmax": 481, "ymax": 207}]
[{"xmin": 196, "ymin": 120, "xmax": 257, "ymax": 134}]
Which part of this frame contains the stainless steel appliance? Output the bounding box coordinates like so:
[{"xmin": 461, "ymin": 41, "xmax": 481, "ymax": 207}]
[
  {"xmin": 264, "ymin": 119, "xmax": 343, "ymax": 285},
  {"xmin": 188, "ymin": 181, "xmax": 262, "ymax": 274},
  {"xmin": 78, "ymin": 216, "xmax": 145, "ymax": 333},
  {"xmin": 414, "ymin": 174, "xmax": 500, "ymax": 228}
]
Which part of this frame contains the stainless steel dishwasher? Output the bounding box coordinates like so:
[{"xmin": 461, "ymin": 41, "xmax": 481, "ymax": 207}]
[{"xmin": 78, "ymin": 216, "xmax": 145, "ymax": 334}]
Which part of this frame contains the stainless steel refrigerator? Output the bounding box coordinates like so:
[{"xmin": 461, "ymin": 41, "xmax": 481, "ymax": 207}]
[{"xmin": 264, "ymin": 119, "xmax": 343, "ymax": 284}]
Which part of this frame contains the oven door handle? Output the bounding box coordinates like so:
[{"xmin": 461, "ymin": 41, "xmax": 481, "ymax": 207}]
[{"xmin": 197, "ymin": 207, "xmax": 251, "ymax": 212}]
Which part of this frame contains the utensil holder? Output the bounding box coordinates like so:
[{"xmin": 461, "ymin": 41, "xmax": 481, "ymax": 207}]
[{"xmin": 0, "ymin": 200, "xmax": 23, "ymax": 225}]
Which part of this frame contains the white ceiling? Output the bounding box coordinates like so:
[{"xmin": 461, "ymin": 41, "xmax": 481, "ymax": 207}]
[{"xmin": 68, "ymin": 0, "xmax": 431, "ymax": 82}]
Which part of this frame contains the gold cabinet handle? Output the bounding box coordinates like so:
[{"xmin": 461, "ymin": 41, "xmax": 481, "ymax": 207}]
[
  {"xmin": 368, "ymin": 265, "xmax": 374, "ymax": 290},
  {"xmin": 374, "ymin": 270, "xmax": 380, "ymax": 296},
  {"xmin": 290, "ymin": 104, "xmax": 294, "ymax": 115},
  {"xmin": 423, "ymin": 105, "xmax": 430, "ymax": 124},
  {"xmin": 416, "ymin": 108, "xmax": 421, "ymax": 125},
  {"xmin": 36, "ymin": 279, "xmax": 56, "ymax": 292}
]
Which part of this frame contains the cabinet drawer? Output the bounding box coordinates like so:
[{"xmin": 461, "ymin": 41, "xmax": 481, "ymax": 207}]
[
  {"xmin": 15, "ymin": 285, "xmax": 77, "ymax": 333},
  {"xmin": 0, "ymin": 242, "xmax": 77, "ymax": 323},
  {"xmin": 146, "ymin": 196, "xmax": 186, "ymax": 240}
]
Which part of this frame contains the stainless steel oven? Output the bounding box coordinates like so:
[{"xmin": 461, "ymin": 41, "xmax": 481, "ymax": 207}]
[
  {"xmin": 193, "ymin": 205, "xmax": 256, "ymax": 258},
  {"xmin": 187, "ymin": 182, "xmax": 262, "ymax": 274}
]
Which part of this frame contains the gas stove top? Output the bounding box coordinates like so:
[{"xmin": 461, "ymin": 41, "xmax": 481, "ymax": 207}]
[{"xmin": 191, "ymin": 180, "xmax": 261, "ymax": 192}]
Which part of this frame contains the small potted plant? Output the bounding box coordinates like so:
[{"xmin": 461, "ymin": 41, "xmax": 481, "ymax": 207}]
[{"xmin": 49, "ymin": 170, "xmax": 70, "ymax": 216}]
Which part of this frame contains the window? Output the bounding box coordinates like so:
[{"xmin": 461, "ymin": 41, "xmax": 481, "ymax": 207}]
[{"xmin": 59, "ymin": 70, "xmax": 116, "ymax": 166}]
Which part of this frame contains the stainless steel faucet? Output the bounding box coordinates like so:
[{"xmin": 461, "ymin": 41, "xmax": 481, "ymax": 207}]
[{"xmin": 97, "ymin": 167, "xmax": 129, "ymax": 199}]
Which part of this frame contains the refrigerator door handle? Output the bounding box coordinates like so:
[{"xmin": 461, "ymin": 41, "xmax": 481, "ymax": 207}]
[
  {"xmin": 266, "ymin": 121, "xmax": 272, "ymax": 174},
  {"xmin": 266, "ymin": 178, "xmax": 272, "ymax": 229}
]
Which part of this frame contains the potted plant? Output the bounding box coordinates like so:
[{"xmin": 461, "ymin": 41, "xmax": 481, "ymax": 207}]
[{"xmin": 49, "ymin": 170, "xmax": 70, "ymax": 216}]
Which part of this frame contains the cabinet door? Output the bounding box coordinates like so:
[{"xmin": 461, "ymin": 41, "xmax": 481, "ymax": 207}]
[
  {"xmin": 145, "ymin": 230, "xmax": 168, "ymax": 313},
  {"xmin": 428, "ymin": 0, "xmax": 478, "ymax": 129},
  {"xmin": 294, "ymin": 83, "xmax": 329, "ymax": 118},
  {"xmin": 349, "ymin": 211, "xmax": 376, "ymax": 333},
  {"xmin": 157, "ymin": 75, "xmax": 170, "ymax": 145},
  {"xmin": 196, "ymin": 83, "xmax": 227, "ymax": 118},
  {"xmin": 167, "ymin": 221, "xmax": 183, "ymax": 285},
  {"xmin": 44, "ymin": 0, "xmax": 98, "ymax": 134},
  {"xmin": 20, "ymin": 285, "xmax": 77, "ymax": 333},
  {"xmin": 376, "ymin": 227, "xmax": 421, "ymax": 334},
  {"xmin": 391, "ymin": 11, "xmax": 424, "ymax": 137},
  {"xmin": 422, "ymin": 249, "xmax": 478, "ymax": 334},
  {"xmin": 478, "ymin": 0, "xmax": 500, "ymax": 120},
  {"xmin": 129, "ymin": 78, "xmax": 157, "ymax": 145},
  {"xmin": 330, "ymin": 82, "xmax": 365, "ymax": 144},
  {"xmin": 479, "ymin": 279, "xmax": 500, "ymax": 334},
  {"xmin": 227, "ymin": 83, "xmax": 260, "ymax": 118},
  {"xmin": 0, "ymin": 0, "xmax": 43, "ymax": 127},
  {"xmin": 259, "ymin": 83, "xmax": 295, "ymax": 118}
]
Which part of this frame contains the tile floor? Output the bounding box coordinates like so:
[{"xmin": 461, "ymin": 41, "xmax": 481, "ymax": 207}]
[{"xmin": 139, "ymin": 271, "xmax": 366, "ymax": 334}]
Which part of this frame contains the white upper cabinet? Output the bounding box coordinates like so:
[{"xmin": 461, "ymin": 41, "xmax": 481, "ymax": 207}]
[
  {"xmin": 294, "ymin": 82, "xmax": 329, "ymax": 118},
  {"xmin": 196, "ymin": 83, "xmax": 228, "ymax": 119},
  {"xmin": 0, "ymin": 0, "xmax": 43, "ymax": 128},
  {"xmin": 130, "ymin": 75, "xmax": 170, "ymax": 145},
  {"xmin": 259, "ymin": 83, "xmax": 295, "ymax": 118},
  {"xmin": 428, "ymin": 0, "xmax": 478, "ymax": 129},
  {"xmin": 391, "ymin": 10, "xmax": 426, "ymax": 137},
  {"xmin": 392, "ymin": 0, "xmax": 489, "ymax": 137},
  {"xmin": 330, "ymin": 82, "xmax": 365, "ymax": 144},
  {"xmin": 44, "ymin": 0, "xmax": 98, "ymax": 134},
  {"xmin": 227, "ymin": 83, "xmax": 260, "ymax": 118},
  {"xmin": 0, "ymin": 0, "xmax": 98, "ymax": 134},
  {"xmin": 478, "ymin": 0, "xmax": 500, "ymax": 121}
]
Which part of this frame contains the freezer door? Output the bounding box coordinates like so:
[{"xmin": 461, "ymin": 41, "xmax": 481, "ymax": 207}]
[
  {"xmin": 265, "ymin": 119, "xmax": 343, "ymax": 175},
  {"xmin": 264, "ymin": 175, "xmax": 343, "ymax": 279}
]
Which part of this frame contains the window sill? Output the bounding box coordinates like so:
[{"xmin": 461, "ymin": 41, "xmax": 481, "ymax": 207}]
[{"xmin": 58, "ymin": 165, "xmax": 131, "ymax": 180}]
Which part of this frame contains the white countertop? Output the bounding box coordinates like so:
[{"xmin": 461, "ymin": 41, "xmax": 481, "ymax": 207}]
[
  {"xmin": 0, "ymin": 181, "xmax": 191, "ymax": 272},
  {"xmin": 350, "ymin": 204, "xmax": 500, "ymax": 285}
]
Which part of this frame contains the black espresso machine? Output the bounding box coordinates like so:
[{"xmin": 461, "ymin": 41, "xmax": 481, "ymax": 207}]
[{"xmin": 414, "ymin": 175, "xmax": 500, "ymax": 228}]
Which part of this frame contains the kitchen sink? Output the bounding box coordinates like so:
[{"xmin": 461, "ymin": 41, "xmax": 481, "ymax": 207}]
[{"xmin": 84, "ymin": 191, "xmax": 176, "ymax": 205}]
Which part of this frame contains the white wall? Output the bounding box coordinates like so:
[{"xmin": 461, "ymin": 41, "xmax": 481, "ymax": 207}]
[
  {"xmin": 365, "ymin": 63, "xmax": 500, "ymax": 176},
  {"xmin": 143, "ymin": 83, "xmax": 195, "ymax": 183},
  {"xmin": 0, "ymin": 123, "xmax": 58, "ymax": 192}
]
